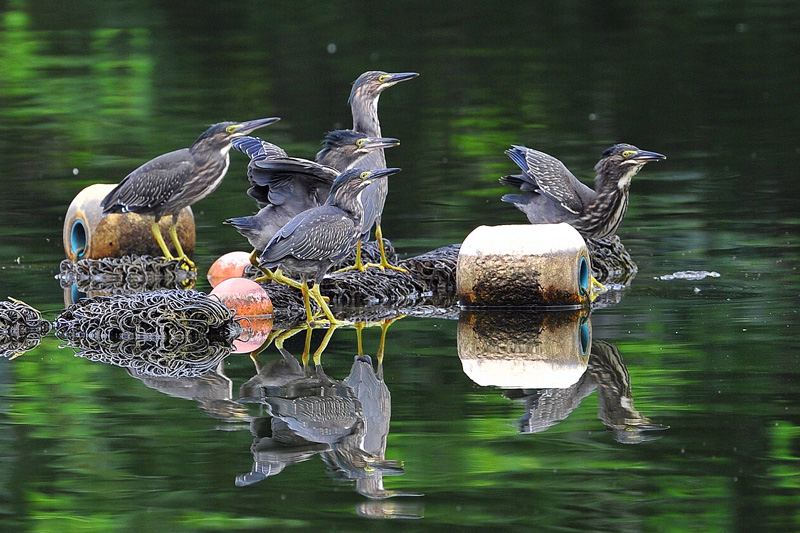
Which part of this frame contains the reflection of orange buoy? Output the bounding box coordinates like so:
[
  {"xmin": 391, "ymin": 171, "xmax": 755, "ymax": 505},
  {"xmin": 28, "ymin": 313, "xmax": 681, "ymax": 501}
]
[
  {"xmin": 210, "ymin": 278, "xmax": 273, "ymax": 353},
  {"xmin": 207, "ymin": 251, "xmax": 253, "ymax": 288},
  {"xmin": 231, "ymin": 315, "xmax": 274, "ymax": 354}
]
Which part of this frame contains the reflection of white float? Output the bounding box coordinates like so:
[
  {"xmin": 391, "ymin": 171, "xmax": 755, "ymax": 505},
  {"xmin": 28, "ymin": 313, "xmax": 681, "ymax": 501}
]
[
  {"xmin": 457, "ymin": 311, "xmax": 591, "ymax": 389},
  {"xmin": 456, "ymin": 223, "xmax": 591, "ymax": 308}
]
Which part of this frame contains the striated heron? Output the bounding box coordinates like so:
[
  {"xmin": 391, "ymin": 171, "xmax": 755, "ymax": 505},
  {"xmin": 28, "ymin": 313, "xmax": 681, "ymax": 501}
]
[
  {"xmin": 342, "ymin": 70, "xmax": 418, "ymax": 273},
  {"xmin": 500, "ymin": 144, "xmax": 665, "ymax": 239},
  {"xmin": 227, "ymin": 130, "xmax": 398, "ymax": 250},
  {"xmin": 252, "ymin": 167, "xmax": 402, "ymax": 325},
  {"xmin": 101, "ymin": 117, "xmax": 280, "ymax": 269}
]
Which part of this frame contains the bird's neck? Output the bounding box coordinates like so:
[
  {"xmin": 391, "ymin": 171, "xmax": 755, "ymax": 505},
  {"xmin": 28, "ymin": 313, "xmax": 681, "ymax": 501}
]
[
  {"xmin": 581, "ymin": 184, "xmax": 629, "ymax": 238},
  {"xmin": 190, "ymin": 141, "xmax": 232, "ymax": 159},
  {"xmin": 352, "ymin": 95, "xmax": 381, "ymax": 136},
  {"xmin": 331, "ymin": 190, "xmax": 364, "ymax": 221}
]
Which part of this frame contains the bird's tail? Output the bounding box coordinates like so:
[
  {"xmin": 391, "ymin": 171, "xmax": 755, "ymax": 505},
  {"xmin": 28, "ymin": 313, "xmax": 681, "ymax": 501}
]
[
  {"xmin": 223, "ymin": 215, "xmax": 256, "ymax": 231},
  {"xmin": 498, "ymin": 173, "xmax": 527, "ymax": 189},
  {"xmin": 500, "ymin": 193, "xmax": 531, "ymax": 206}
]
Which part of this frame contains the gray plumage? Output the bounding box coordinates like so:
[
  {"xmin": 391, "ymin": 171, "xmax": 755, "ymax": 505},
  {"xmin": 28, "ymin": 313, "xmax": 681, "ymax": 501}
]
[
  {"xmin": 101, "ymin": 118, "xmax": 280, "ymax": 221},
  {"xmin": 348, "ymin": 71, "xmax": 418, "ymax": 242},
  {"xmin": 257, "ymin": 168, "xmax": 402, "ymax": 287},
  {"xmin": 227, "ymin": 130, "xmax": 399, "ymax": 250}
]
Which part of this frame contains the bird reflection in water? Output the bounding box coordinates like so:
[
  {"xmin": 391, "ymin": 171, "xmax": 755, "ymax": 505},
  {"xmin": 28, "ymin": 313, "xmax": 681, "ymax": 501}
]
[
  {"xmin": 506, "ymin": 340, "xmax": 667, "ymax": 443},
  {"xmin": 458, "ymin": 310, "xmax": 667, "ymax": 443},
  {"xmin": 237, "ymin": 319, "xmax": 422, "ymax": 507}
]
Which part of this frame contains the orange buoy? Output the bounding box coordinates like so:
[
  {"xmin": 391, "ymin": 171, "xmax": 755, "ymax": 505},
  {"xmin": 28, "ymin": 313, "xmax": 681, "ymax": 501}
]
[
  {"xmin": 210, "ymin": 277, "xmax": 273, "ymax": 353},
  {"xmin": 207, "ymin": 251, "xmax": 253, "ymax": 288}
]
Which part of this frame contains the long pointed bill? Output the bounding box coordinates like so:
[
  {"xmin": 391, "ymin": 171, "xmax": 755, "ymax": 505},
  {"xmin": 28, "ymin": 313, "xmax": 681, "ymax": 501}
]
[
  {"xmin": 361, "ymin": 137, "xmax": 401, "ymax": 151},
  {"xmin": 232, "ymin": 117, "xmax": 281, "ymax": 136},
  {"xmin": 631, "ymin": 149, "xmax": 666, "ymax": 162},
  {"xmin": 382, "ymin": 72, "xmax": 419, "ymax": 88},
  {"xmin": 364, "ymin": 167, "xmax": 402, "ymax": 182}
]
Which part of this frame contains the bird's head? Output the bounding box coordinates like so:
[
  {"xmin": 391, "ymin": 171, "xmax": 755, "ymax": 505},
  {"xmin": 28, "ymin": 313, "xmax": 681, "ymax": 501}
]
[
  {"xmin": 192, "ymin": 117, "xmax": 280, "ymax": 153},
  {"xmin": 329, "ymin": 167, "xmax": 402, "ymax": 203},
  {"xmin": 317, "ymin": 129, "xmax": 400, "ymax": 169},
  {"xmin": 348, "ymin": 71, "xmax": 419, "ymax": 104},
  {"xmin": 595, "ymin": 144, "xmax": 666, "ymax": 190}
]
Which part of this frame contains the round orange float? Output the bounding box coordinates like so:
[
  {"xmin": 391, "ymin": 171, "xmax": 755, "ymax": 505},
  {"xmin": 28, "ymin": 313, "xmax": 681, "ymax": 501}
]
[
  {"xmin": 207, "ymin": 251, "xmax": 253, "ymax": 288},
  {"xmin": 210, "ymin": 277, "xmax": 273, "ymax": 353}
]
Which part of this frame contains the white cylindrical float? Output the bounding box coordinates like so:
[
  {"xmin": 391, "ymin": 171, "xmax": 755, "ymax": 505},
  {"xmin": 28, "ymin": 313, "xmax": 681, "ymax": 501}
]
[
  {"xmin": 63, "ymin": 183, "xmax": 195, "ymax": 262},
  {"xmin": 456, "ymin": 223, "xmax": 590, "ymax": 308},
  {"xmin": 457, "ymin": 310, "xmax": 591, "ymax": 389}
]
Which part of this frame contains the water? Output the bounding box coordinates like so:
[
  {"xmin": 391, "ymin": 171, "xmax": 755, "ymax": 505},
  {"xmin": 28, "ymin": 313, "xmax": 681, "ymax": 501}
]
[{"xmin": 2, "ymin": 2, "xmax": 800, "ymax": 530}]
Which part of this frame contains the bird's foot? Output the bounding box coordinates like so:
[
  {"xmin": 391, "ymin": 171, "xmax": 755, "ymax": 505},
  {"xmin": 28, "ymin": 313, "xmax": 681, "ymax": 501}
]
[
  {"xmin": 177, "ymin": 255, "xmax": 196, "ymax": 271},
  {"xmin": 178, "ymin": 277, "xmax": 196, "ymax": 290},
  {"xmin": 308, "ymin": 317, "xmax": 351, "ymax": 328},
  {"xmin": 335, "ymin": 261, "xmax": 367, "ymax": 273},
  {"xmin": 364, "ymin": 260, "xmax": 408, "ymax": 274},
  {"xmin": 334, "ymin": 241, "xmax": 366, "ymax": 273},
  {"xmin": 589, "ymin": 276, "xmax": 608, "ymax": 302}
]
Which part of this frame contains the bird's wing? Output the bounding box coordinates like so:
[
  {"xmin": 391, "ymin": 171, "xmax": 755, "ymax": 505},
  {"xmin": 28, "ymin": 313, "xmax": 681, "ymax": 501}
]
[
  {"xmin": 231, "ymin": 136, "xmax": 287, "ymax": 161},
  {"xmin": 248, "ymin": 157, "xmax": 337, "ymax": 207},
  {"xmin": 260, "ymin": 207, "xmax": 357, "ymax": 264},
  {"xmin": 250, "ymin": 157, "xmax": 338, "ymax": 186},
  {"xmin": 505, "ymin": 146, "xmax": 588, "ymax": 215},
  {"xmin": 520, "ymin": 147, "xmax": 587, "ymax": 214},
  {"xmin": 101, "ymin": 150, "xmax": 194, "ymax": 212}
]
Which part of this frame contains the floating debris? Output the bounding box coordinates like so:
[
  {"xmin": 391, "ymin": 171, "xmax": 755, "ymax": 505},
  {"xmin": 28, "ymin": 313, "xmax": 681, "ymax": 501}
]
[
  {"xmin": 656, "ymin": 270, "xmax": 721, "ymax": 281},
  {"xmin": 0, "ymin": 298, "xmax": 52, "ymax": 358},
  {"xmin": 243, "ymin": 236, "xmax": 633, "ymax": 326},
  {"xmin": 245, "ymin": 244, "xmax": 459, "ymax": 325},
  {"xmin": 54, "ymin": 289, "xmax": 241, "ymax": 377},
  {"xmin": 56, "ymin": 255, "xmax": 196, "ymax": 293}
]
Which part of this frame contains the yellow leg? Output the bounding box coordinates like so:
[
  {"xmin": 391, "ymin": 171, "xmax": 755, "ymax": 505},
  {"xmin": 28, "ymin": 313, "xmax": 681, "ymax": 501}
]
[
  {"xmin": 246, "ymin": 333, "xmax": 279, "ymax": 372},
  {"xmin": 169, "ymin": 220, "xmax": 195, "ymax": 270},
  {"xmin": 354, "ymin": 322, "xmax": 365, "ymax": 356},
  {"xmin": 253, "ymin": 265, "xmax": 304, "ymax": 291},
  {"xmin": 365, "ymin": 224, "xmax": 408, "ymax": 273},
  {"xmin": 249, "ymin": 249, "xmax": 260, "ymax": 268},
  {"xmin": 302, "ymin": 325, "xmax": 313, "ymax": 368},
  {"xmin": 309, "ymin": 283, "xmax": 348, "ymax": 326},
  {"xmin": 271, "ymin": 324, "xmax": 309, "ymax": 368},
  {"xmin": 335, "ymin": 240, "xmax": 367, "ymax": 273},
  {"xmin": 589, "ymin": 275, "xmax": 607, "ymax": 302},
  {"xmin": 151, "ymin": 221, "xmax": 178, "ymax": 261},
  {"xmin": 300, "ymin": 281, "xmax": 317, "ymax": 325},
  {"xmin": 377, "ymin": 314, "xmax": 405, "ymax": 375},
  {"xmin": 312, "ymin": 323, "xmax": 339, "ymax": 367}
]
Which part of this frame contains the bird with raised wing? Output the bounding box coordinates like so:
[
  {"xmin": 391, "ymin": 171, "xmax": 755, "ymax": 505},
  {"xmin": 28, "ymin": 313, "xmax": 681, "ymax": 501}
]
[
  {"xmin": 227, "ymin": 130, "xmax": 399, "ymax": 250},
  {"xmin": 501, "ymin": 143, "xmax": 665, "ymax": 239}
]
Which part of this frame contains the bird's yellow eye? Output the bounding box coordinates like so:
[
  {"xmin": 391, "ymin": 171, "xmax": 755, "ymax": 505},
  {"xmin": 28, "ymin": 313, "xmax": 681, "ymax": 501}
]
[
  {"xmin": 356, "ymin": 138, "xmax": 367, "ymax": 148},
  {"xmin": 359, "ymin": 171, "xmax": 371, "ymax": 179},
  {"xmin": 226, "ymin": 125, "xmax": 239, "ymax": 134},
  {"xmin": 378, "ymin": 74, "xmax": 390, "ymax": 83},
  {"xmin": 621, "ymin": 150, "xmax": 636, "ymax": 158}
]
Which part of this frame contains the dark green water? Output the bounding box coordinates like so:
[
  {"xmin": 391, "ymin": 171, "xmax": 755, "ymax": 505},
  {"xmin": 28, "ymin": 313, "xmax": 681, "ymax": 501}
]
[{"xmin": 1, "ymin": 2, "xmax": 800, "ymax": 531}]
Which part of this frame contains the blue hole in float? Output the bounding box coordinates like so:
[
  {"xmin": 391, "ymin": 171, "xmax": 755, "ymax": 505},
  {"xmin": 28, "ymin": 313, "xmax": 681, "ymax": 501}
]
[
  {"xmin": 70, "ymin": 220, "xmax": 87, "ymax": 258},
  {"xmin": 578, "ymin": 256, "xmax": 589, "ymax": 297},
  {"xmin": 579, "ymin": 318, "xmax": 590, "ymax": 356}
]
